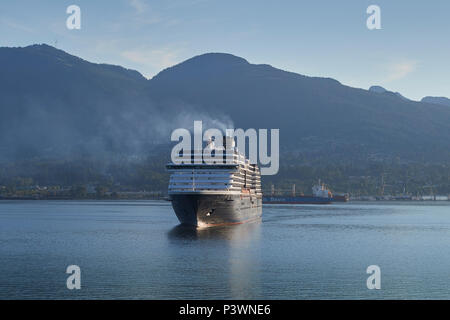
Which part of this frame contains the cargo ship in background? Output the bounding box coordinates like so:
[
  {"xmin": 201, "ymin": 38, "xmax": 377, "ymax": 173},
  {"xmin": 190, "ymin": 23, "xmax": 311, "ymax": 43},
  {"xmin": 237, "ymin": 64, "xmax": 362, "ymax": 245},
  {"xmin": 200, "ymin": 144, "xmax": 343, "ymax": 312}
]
[
  {"xmin": 167, "ymin": 136, "xmax": 262, "ymax": 227},
  {"xmin": 263, "ymin": 181, "xmax": 349, "ymax": 204}
]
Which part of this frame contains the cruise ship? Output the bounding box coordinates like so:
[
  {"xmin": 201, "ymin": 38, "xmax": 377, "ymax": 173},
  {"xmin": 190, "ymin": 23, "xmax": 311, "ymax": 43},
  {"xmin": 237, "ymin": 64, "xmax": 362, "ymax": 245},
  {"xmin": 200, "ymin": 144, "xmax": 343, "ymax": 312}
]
[{"xmin": 167, "ymin": 136, "xmax": 262, "ymax": 227}]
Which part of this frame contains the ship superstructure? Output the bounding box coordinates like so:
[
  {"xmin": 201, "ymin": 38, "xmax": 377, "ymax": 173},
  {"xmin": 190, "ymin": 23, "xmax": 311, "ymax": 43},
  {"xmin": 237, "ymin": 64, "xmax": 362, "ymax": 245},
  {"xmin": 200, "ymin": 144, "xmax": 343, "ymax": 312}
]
[
  {"xmin": 312, "ymin": 180, "xmax": 332, "ymax": 198},
  {"xmin": 167, "ymin": 136, "xmax": 262, "ymax": 227}
]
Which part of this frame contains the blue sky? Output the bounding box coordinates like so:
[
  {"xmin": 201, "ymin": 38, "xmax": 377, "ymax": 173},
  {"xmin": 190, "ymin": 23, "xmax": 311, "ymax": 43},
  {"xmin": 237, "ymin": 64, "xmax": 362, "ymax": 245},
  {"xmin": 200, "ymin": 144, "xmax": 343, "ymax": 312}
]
[{"xmin": 0, "ymin": 0, "xmax": 449, "ymax": 100}]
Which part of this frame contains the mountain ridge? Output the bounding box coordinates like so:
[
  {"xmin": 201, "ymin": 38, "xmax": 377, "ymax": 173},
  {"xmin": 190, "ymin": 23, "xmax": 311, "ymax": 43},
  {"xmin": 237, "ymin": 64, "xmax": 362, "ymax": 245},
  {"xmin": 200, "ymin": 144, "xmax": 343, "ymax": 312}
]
[
  {"xmin": 1, "ymin": 44, "xmax": 450, "ymax": 163},
  {"xmin": 421, "ymin": 96, "xmax": 450, "ymax": 107},
  {"xmin": 369, "ymin": 85, "xmax": 410, "ymax": 101},
  {"xmin": 148, "ymin": 52, "xmax": 450, "ymax": 161}
]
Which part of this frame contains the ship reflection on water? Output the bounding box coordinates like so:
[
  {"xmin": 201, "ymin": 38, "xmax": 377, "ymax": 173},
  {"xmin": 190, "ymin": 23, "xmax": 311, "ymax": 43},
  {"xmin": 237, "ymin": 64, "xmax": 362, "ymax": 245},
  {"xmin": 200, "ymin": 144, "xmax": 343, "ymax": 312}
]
[
  {"xmin": 168, "ymin": 219, "xmax": 262, "ymax": 241},
  {"xmin": 167, "ymin": 220, "xmax": 262, "ymax": 299}
]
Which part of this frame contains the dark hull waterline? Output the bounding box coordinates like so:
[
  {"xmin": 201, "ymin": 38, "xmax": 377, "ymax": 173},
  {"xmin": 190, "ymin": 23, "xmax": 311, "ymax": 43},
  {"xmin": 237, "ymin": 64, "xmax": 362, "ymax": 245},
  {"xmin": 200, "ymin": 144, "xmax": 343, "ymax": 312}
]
[
  {"xmin": 170, "ymin": 193, "xmax": 262, "ymax": 227},
  {"xmin": 263, "ymin": 196, "xmax": 333, "ymax": 204}
]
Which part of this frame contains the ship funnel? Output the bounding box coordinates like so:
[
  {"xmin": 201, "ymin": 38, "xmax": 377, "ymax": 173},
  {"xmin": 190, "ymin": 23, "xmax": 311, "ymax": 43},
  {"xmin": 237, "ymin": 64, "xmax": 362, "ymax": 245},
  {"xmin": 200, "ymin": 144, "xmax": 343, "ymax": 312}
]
[
  {"xmin": 223, "ymin": 136, "xmax": 235, "ymax": 150},
  {"xmin": 206, "ymin": 137, "xmax": 215, "ymax": 149}
]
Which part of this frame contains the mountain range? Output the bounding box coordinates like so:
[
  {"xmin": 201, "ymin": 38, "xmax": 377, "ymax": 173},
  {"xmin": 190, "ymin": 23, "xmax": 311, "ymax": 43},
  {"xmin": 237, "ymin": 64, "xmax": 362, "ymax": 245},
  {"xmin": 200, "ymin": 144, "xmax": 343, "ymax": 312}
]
[
  {"xmin": 368, "ymin": 85, "xmax": 410, "ymax": 101},
  {"xmin": 421, "ymin": 96, "xmax": 450, "ymax": 107},
  {"xmin": 1, "ymin": 44, "xmax": 450, "ymax": 163},
  {"xmin": 369, "ymin": 86, "xmax": 450, "ymax": 107}
]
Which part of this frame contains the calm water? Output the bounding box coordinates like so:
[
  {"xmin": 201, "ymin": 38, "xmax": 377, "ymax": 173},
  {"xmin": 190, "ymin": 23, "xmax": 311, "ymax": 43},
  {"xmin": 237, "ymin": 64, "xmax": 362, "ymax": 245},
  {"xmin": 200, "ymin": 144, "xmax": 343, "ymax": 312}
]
[{"xmin": 1, "ymin": 200, "xmax": 450, "ymax": 299}]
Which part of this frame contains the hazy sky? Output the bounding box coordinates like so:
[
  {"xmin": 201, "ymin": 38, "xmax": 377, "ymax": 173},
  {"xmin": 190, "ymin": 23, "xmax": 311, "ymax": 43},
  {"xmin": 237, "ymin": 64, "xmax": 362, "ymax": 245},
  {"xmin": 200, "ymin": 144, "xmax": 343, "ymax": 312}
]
[{"xmin": 1, "ymin": 0, "xmax": 449, "ymax": 100}]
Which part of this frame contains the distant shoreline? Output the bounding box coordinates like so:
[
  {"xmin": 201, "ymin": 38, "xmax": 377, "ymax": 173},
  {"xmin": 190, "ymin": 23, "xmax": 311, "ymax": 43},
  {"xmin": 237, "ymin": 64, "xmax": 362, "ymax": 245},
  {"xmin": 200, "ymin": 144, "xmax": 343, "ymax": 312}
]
[
  {"xmin": 0, "ymin": 196, "xmax": 168, "ymax": 201},
  {"xmin": 1, "ymin": 197, "xmax": 449, "ymax": 203}
]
